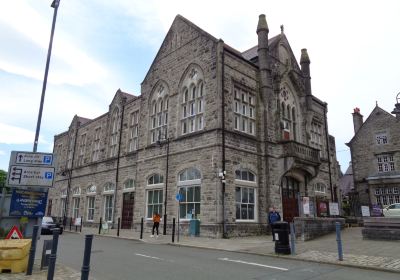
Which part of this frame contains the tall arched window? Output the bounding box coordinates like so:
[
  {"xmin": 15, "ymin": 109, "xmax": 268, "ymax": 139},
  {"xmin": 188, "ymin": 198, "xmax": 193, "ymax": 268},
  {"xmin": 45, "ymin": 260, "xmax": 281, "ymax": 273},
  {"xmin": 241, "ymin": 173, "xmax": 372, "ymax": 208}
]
[
  {"xmin": 234, "ymin": 86, "xmax": 256, "ymax": 135},
  {"xmin": 150, "ymin": 83, "xmax": 169, "ymax": 143},
  {"xmin": 146, "ymin": 174, "xmax": 164, "ymax": 218},
  {"xmin": 280, "ymin": 86, "xmax": 297, "ymax": 140},
  {"xmin": 72, "ymin": 187, "xmax": 81, "ymax": 218},
  {"xmin": 110, "ymin": 108, "xmax": 119, "ymax": 157},
  {"xmin": 235, "ymin": 169, "xmax": 256, "ymax": 221},
  {"xmin": 180, "ymin": 67, "xmax": 205, "ymax": 135},
  {"xmin": 178, "ymin": 168, "xmax": 201, "ymax": 219},
  {"xmin": 103, "ymin": 182, "xmax": 115, "ymax": 222},
  {"xmin": 86, "ymin": 185, "xmax": 96, "ymax": 222}
]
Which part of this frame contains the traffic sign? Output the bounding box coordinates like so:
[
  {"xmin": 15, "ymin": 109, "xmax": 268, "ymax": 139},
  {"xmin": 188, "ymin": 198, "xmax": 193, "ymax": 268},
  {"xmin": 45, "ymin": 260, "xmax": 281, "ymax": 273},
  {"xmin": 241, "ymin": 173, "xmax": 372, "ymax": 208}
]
[
  {"xmin": 176, "ymin": 193, "xmax": 183, "ymax": 202},
  {"xmin": 7, "ymin": 165, "xmax": 55, "ymax": 187},
  {"xmin": 5, "ymin": 225, "xmax": 23, "ymax": 239},
  {"xmin": 10, "ymin": 151, "xmax": 53, "ymax": 166}
]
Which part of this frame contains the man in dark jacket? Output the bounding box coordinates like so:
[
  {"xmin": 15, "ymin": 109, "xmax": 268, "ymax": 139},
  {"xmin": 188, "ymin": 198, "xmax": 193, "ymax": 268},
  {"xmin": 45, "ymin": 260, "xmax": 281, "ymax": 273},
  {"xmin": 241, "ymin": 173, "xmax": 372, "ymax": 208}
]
[{"xmin": 268, "ymin": 207, "xmax": 281, "ymax": 241}]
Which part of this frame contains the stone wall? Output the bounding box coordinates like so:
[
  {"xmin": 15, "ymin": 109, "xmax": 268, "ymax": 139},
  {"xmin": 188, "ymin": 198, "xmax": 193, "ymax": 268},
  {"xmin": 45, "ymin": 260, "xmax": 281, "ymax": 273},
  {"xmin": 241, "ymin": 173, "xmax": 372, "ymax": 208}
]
[
  {"xmin": 362, "ymin": 217, "xmax": 400, "ymax": 240},
  {"xmin": 294, "ymin": 217, "xmax": 345, "ymax": 241}
]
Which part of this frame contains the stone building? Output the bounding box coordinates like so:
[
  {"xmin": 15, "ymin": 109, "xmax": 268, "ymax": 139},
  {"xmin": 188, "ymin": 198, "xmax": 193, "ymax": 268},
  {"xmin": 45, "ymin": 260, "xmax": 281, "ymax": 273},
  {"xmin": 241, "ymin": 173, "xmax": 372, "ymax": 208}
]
[
  {"xmin": 346, "ymin": 100, "xmax": 400, "ymax": 211},
  {"xmin": 48, "ymin": 14, "xmax": 339, "ymax": 237}
]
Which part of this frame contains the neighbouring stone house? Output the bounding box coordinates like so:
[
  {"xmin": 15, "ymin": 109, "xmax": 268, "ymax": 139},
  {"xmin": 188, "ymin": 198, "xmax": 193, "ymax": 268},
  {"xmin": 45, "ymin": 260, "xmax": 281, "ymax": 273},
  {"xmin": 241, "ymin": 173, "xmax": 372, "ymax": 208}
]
[
  {"xmin": 48, "ymin": 14, "xmax": 340, "ymax": 237},
  {"xmin": 346, "ymin": 100, "xmax": 400, "ymax": 212}
]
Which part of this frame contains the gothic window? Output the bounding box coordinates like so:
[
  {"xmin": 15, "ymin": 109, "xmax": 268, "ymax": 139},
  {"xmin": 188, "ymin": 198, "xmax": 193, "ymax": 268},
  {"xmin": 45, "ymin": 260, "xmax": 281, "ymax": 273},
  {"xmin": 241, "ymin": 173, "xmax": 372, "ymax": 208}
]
[
  {"xmin": 128, "ymin": 110, "xmax": 139, "ymax": 152},
  {"xmin": 67, "ymin": 131, "xmax": 75, "ymax": 169},
  {"xmin": 279, "ymin": 86, "xmax": 297, "ymax": 140},
  {"xmin": 78, "ymin": 134, "xmax": 86, "ymax": 166},
  {"xmin": 92, "ymin": 127, "xmax": 101, "ymax": 161},
  {"xmin": 234, "ymin": 86, "xmax": 255, "ymax": 135},
  {"xmin": 150, "ymin": 84, "xmax": 168, "ymax": 143},
  {"xmin": 109, "ymin": 109, "xmax": 119, "ymax": 157},
  {"xmin": 180, "ymin": 66, "xmax": 205, "ymax": 135}
]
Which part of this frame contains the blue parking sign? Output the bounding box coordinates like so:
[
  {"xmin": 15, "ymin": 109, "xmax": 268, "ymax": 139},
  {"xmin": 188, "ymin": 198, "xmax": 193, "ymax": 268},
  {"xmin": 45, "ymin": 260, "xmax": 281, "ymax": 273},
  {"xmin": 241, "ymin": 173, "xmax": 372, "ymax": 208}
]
[{"xmin": 45, "ymin": 172, "xmax": 53, "ymax": 179}]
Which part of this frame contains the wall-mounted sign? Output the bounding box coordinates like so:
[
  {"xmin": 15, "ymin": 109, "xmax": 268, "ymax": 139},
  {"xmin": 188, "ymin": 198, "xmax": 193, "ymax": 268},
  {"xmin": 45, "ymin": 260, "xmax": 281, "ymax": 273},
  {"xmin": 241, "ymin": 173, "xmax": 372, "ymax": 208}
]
[{"xmin": 9, "ymin": 189, "xmax": 48, "ymax": 217}]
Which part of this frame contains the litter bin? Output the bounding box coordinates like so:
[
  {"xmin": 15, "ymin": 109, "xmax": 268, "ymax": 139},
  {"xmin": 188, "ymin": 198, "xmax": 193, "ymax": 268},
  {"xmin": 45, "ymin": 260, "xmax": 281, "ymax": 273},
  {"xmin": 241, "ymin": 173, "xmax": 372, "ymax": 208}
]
[
  {"xmin": 273, "ymin": 221, "xmax": 291, "ymax": 254},
  {"xmin": 189, "ymin": 219, "xmax": 200, "ymax": 236}
]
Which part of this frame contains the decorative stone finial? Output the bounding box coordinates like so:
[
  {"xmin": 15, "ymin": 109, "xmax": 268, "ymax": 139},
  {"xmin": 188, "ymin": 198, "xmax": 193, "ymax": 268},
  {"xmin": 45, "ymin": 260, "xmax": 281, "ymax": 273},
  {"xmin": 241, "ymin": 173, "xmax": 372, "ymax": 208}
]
[
  {"xmin": 280, "ymin": 25, "xmax": 284, "ymax": 34},
  {"xmin": 300, "ymin": 48, "xmax": 310, "ymax": 64}
]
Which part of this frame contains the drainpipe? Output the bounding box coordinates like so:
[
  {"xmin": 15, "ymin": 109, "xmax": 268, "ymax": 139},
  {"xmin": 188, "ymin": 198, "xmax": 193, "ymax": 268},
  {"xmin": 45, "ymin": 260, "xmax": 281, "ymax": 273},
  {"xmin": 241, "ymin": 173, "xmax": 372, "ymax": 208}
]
[
  {"xmin": 221, "ymin": 46, "xmax": 227, "ymax": 238},
  {"xmin": 323, "ymin": 104, "xmax": 334, "ymax": 202},
  {"xmin": 65, "ymin": 120, "xmax": 79, "ymax": 222},
  {"xmin": 113, "ymin": 98, "xmax": 126, "ymax": 227}
]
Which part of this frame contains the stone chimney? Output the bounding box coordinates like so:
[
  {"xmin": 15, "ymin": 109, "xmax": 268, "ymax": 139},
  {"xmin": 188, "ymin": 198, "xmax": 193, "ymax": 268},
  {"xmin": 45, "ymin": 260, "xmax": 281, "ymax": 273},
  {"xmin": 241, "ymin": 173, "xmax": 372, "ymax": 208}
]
[
  {"xmin": 352, "ymin": 107, "xmax": 363, "ymax": 134},
  {"xmin": 300, "ymin": 49, "xmax": 311, "ymax": 96}
]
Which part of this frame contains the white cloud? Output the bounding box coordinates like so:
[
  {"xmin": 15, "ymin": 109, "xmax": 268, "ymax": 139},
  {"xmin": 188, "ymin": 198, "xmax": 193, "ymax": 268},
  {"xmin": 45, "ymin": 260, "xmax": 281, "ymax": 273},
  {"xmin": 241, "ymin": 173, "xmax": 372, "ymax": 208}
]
[
  {"xmin": 0, "ymin": 150, "xmax": 5, "ymax": 156},
  {"xmin": 0, "ymin": 123, "xmax": 48, "ymax": 145}
]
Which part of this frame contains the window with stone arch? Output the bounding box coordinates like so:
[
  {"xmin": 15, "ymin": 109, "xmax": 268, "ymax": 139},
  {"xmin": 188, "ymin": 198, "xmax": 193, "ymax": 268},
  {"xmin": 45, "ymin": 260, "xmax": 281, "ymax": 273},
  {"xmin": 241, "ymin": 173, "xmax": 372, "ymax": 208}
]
[
  {"xmin": 146, "ymin": 173, "xmax": 164, "ymax": 219},
  {"xmin": 109, "ymin": 108, "xmax": 119, "ymax": 157},
  {"xmin": 178, "ymin": 168, "xmax": 201, "ymax": 219},
  {"xmin": 150, "ymin": 83, "xmax": 169, "ymax": 143},
  {"xmin": 103, "ymin": 182, "xmax": 115, "ymax": 223},
  {"xmin": 235, "ymin": 169, "xmax": 257, "ymax": 221},
  {"xmin": 180, "ymin": 66, "xmax": 205, "ymax": 135},
  {"xmin": 279, "ymin": 85, "xmax": 297, "ymax": 141}
]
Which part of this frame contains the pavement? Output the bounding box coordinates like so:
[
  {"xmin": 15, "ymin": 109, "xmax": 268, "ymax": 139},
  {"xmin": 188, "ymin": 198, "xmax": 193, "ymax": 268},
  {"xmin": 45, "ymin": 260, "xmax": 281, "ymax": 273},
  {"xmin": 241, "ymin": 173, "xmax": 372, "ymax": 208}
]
[{"xmin": 2, "ymin": 226, "xmax": 399, "ymax": 279}]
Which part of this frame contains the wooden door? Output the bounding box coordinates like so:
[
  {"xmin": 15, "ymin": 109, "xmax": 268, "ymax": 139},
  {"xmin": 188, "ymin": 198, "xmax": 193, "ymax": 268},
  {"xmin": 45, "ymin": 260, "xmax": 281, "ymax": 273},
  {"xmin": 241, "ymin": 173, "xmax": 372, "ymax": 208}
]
[
  {"xmin": 282, "ymin": 196, "xmax": 298, "ymax": 222},
  {"xmin": 121, "ymin": 192, "xmax": 135, "ymax": 229}
]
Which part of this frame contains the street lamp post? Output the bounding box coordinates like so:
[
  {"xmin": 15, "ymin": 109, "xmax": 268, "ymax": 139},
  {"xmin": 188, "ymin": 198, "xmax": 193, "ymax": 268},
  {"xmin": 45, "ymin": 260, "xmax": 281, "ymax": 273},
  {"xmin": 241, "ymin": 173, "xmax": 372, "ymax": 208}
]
[{"xmin": 33, "ymin": 0, "xmax": 60, "ymax": 152}]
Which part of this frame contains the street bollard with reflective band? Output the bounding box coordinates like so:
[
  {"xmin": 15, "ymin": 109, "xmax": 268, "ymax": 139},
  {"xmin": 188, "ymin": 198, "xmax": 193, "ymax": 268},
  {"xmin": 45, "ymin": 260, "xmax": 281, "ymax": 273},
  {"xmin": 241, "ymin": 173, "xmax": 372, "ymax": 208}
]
[
  {"xmin": 290, "ymin": 222, "xmax": 296, "ymax": 255},
  {"xmin": 47, "ymin": 228, "xmax": 60, "ymax": 280},
  {"xmin": 336, "ymin": 222, "xmax": 343, "ymax": 261},
  {"xmin": 140, "ymin": 217, "xmax": 144, "ymax": 239},
  {"xmin": 81, "ymin": 234, "xmax": 93, "ymax": 280},
  {"xmin": 26, "ymin": 225, "xmax": 39, "ymax": 275}
]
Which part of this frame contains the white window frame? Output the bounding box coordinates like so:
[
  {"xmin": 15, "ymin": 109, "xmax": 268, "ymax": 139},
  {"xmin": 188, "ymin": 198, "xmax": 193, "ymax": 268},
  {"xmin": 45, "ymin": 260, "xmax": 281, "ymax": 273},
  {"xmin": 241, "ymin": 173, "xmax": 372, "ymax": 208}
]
[
  {"xmin": 181, "ymin": 81, "xmax": 205, "ymax": 135},
  {"xmin": 92, "ymin": 127, "xmax": 101, "ymax": 161},
  {"xmin": 235, "ymin": 186, "xmax": 256, "ymax": 221},
  {"xmin": 103, "ymin": 194, "xmax": 114, "ymax": 223},
  {"xmin": 110, "ymin": 109, "xmax": 119, "ymax": 157},
  {"xmin": 233, "ymin": 86, "xmax": 255, "ymax": 135},
  {"xmin": 72, "ymin": 197, "xmax": 80, "ymax": 219},
  {"xmin": 86, "ymin": 196, "xmax": 95, "ymax": 222},
  {"xmin": 128, "ymin": 111, "xmax": 139, "ymax": 152},
  {"xmin": 177, "ymin": 168, "xmax": 202, "ymax": 220},
  {"xmin": 146, "ymin": 188, "xmax": 163, "ymax": 219},
  {"xmin": 150, "ymin": 85, "xmax": 168, "ymax": 144},
  {"xmin": 234, "ymin": 169, "xmax": 257, "ymax": 222}
]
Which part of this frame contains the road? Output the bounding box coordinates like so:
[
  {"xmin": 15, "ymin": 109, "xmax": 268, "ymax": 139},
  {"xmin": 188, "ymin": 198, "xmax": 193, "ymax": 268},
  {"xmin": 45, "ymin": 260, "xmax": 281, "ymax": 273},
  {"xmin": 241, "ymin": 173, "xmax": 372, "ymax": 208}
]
[{"xmin": 36, "ymin": 232, "xmax": 399, "ymax": 280}]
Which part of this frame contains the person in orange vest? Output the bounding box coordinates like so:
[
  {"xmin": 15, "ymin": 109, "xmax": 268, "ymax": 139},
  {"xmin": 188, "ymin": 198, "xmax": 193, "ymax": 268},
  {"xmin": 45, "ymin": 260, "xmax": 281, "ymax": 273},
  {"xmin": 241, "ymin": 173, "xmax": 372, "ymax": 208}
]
[{"xmin": 151, "ymin": 212, "xmax": 161, "ymax": 237}]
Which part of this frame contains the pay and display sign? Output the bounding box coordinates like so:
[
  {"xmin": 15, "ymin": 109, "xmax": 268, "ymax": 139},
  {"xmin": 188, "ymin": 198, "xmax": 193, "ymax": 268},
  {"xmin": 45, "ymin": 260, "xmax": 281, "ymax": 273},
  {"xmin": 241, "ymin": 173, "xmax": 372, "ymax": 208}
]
[{"xmin": 7, "ymin": 151, "xmax": 55, "ymax": 188}]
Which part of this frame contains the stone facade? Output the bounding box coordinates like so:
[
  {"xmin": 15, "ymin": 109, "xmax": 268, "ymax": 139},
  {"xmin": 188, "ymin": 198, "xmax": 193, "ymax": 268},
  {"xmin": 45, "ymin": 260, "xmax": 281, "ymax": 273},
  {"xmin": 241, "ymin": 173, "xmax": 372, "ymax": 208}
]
[
  {"xmin": 48, "ymin": 15, "xmax": 340, "ymax": 237},
  {"xmin": 347, "ymin": 105, "xmax": 400, "ymax": 212}
]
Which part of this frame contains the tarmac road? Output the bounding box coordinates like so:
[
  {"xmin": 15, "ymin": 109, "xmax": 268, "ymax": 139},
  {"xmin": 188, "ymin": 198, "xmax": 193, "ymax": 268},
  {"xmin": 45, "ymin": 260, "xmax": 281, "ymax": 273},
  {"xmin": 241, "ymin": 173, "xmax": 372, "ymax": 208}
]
[{"xmin": 33, "ymin": 232, "xmax": 400, "ymax": 280}]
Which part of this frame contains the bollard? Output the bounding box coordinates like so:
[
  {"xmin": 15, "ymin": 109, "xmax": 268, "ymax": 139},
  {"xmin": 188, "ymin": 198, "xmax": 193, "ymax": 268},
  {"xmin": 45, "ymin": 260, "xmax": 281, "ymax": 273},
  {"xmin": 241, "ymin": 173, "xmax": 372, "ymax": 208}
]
[
  {"xmin": 80, "ymin": 216, "xmax": 83, "ymax": 232},
  {"xmin": 47, "ymin": 228, "xmax": 60, "ymax": 280},
  {"xmin": 290, "ymin": 222, "xmax": 296, "ymax": 255},
  {"xmin": 26, "ymin": 225, "xmax": 39, "ymax": 275},
  {"xmin": 81, "ymin": 234, "xmax": 94, "ymax": 280},
  {"xmin": 336, "ymin": 222, "xmax": 343, "ymax": 261},
  {"xmin": 117, "ymin": 217, "xmax": 120, "ymax": 237},
  {"xmin": 172, "ymin": 218, "xmax": 176, "ymax": 243},
  {"xmin": 70, "ymin": 217, "xmax": 73, "ymax": 231},
  {"xmin": 140, "ymin": 217, "xmax": 144, "ymax": 239},
  {"xmin": 98, "ymin": 217, "xmax": 102, "ymax": 235}
]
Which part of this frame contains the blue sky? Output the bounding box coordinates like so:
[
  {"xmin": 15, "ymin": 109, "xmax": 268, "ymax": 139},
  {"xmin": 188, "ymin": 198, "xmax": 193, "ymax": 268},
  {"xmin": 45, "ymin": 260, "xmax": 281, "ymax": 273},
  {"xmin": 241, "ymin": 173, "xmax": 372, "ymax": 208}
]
[{"xmin": 1, "ymin": 0, "xmax": 399, "ymax": 173}]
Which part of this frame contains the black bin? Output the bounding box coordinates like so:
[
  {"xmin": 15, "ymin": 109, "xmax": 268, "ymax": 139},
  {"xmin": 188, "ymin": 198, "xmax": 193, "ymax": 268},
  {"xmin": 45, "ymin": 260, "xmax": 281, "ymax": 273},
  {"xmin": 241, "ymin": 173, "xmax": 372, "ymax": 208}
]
[{"xmin": 273, "ymin": 221, "xmax": 291, "ymax": 254}]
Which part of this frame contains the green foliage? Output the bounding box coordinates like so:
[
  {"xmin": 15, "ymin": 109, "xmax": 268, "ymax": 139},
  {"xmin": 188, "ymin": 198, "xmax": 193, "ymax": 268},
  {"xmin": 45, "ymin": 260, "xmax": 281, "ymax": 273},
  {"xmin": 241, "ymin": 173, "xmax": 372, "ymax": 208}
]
[{"xmin": 0, "ymin": 169, "xmax": 7, "ymax": 186}]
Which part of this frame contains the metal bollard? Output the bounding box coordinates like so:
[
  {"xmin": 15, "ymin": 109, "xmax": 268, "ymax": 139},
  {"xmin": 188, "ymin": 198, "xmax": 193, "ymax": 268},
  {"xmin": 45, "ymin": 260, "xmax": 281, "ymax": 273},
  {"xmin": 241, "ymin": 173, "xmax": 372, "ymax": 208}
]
[
  {"xmin": 172, "ymin": 218, "xmax": 176, "ymax": 243},
  {"xmin": 140, "ymin": 217, "xmax": 144, "ymax": 239},
  {"xmin": 81, "ymin": 234, "xmax": 94, "ymax": 280},
  {"xmin": 290, "ymin": 223, "xmax": 296, "ymax": 255},
  {"xmin": 80, "ymin": 216, "xmax": 83, "ymax": 232},
  {"xmin": 98, "ymin": 217, "xmax": 102, "ymax": 234},
  {"xmin": 336, "ymin": 222, "xmax": 343, "ymax": 261},
  {"xmin": 26, "ymin": 225, "xmax": 39, "ymax": 275},
  {"xmin": 47, "ymin": 228, "xmax": 60, "ymax": 280},
  {"xmin": 117, "ymin": 217, "xmax": 120, "ymax": 237},
  {"xmin": 70, "ymin": 217, "xmax": 72, "ymax": 231}
]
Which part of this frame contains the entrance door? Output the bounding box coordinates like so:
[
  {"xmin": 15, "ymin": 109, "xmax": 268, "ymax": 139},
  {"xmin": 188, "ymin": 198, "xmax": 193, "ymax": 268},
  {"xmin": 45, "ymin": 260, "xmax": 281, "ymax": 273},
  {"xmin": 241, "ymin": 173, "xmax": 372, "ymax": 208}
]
[
  {"xmin": 121, "ymin": 192, "xmax": 134, "ymax": 229},
  {"xmin": 281, "ymin": 176, "xmax": 300, "ymax": 222}
]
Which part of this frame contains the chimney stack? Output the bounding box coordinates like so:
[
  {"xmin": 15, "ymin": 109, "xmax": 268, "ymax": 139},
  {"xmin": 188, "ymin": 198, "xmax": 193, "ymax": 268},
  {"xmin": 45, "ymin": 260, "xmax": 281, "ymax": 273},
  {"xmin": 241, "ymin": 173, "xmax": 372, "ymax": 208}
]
[
  {"xmin": 300, "ymin": 49, "xmax": 312, "ymax": 96},
  {"xmin": 352, "ymin": 107, "xmax": 363, "ymax": 134}
]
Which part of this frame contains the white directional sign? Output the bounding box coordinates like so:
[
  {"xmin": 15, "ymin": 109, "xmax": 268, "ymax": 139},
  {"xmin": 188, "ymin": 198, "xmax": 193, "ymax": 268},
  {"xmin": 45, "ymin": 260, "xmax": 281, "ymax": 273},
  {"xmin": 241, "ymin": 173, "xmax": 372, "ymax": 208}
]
[
  {"xmin": 11, "ymin": 151, "xmax": 53, "ymax": 166},
  {"xmin": 7, "ymin": 165, "xmax": 55, "ymax": 187}
]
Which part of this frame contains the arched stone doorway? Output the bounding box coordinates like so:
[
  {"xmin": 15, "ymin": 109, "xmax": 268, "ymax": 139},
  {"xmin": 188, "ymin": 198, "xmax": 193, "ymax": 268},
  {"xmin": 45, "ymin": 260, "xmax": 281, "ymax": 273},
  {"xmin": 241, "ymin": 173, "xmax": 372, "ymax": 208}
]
[{"xmin": 281, "ymin": 176, "xmax": 300, "ymax": 222}]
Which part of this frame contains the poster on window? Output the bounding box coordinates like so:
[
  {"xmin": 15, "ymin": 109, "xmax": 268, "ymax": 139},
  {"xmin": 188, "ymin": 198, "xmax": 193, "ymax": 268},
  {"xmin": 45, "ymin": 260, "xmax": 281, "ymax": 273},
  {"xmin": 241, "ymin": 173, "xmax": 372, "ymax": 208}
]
[
  {"xmin": 361, "ymin": 206, "xmax": 371, "ymax": 217},
  {"xmin": 329, "ymin": 202, "xmax": 339, "ymax": 216},
  {"xmin": 302, "ymin": 197, "xmax": 310, "ymax": 215},
  {"xmin": 318, "ymin": 202, "xmax": 328, "ymax": 217}
]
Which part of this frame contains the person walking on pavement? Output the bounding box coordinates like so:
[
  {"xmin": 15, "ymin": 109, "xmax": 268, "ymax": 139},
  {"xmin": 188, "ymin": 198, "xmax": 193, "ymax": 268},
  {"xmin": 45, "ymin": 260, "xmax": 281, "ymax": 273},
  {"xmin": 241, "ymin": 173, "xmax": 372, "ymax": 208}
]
[
  {"xmin": 151, "ymin": 212, "xmax": 161, "ymax": 237},
  {"xmin": 268, "ymin": 207, "xmax": 281, "ymax": 241}
]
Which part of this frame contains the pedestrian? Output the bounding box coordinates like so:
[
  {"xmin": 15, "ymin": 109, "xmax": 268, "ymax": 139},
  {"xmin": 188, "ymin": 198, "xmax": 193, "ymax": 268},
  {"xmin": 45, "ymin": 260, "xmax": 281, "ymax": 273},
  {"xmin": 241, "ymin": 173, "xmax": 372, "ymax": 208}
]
[
  {"xmin": 151, "ymin": 212, "xmax": 161, "ymax": 237},
  {"xmin": 268, "ymin": 207, "xmax": 281, "ymax": 241}
]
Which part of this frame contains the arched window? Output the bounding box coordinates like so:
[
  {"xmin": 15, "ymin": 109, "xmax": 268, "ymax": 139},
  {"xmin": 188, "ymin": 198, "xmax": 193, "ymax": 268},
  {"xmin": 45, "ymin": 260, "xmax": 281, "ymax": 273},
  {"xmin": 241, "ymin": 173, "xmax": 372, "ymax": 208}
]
[
  {"xmin": 86, "ymin": 185, "xmax": 96, "ymax": 222},
  {"xmin": 72, "ymin": 187, "xmax": 81, "ymax": 218},
  {"xmin": 123, "ymin": 179, "xmax": 135, "ymax": 191},
  {"xmin": 235, "ymin": 169, "xmax": 257, "ymax": 221},
  {"xmin": 280, "ymin": 86, "xmax": 297, "ymax": 140},
  {"xmin": 103, "ymin": 183, "xmax": 115, "ymax": 223},
  {"xmin": 110, "ymin": 108, "xmax": 119, "ymax": 157},
  {"xmin": 150, "ymin": 83, "xmax": 169, "ymax": 143},
  {"xmin": 180, "ymin": 66, "xmax": 205, "ymax": 135},
  {"xmin": 178, "ymin": 168, "xmax": 201, "ymax": 219},
  {"xmin": 146, "ymin": 173, "xmax": 164, "ymax": 218}
]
